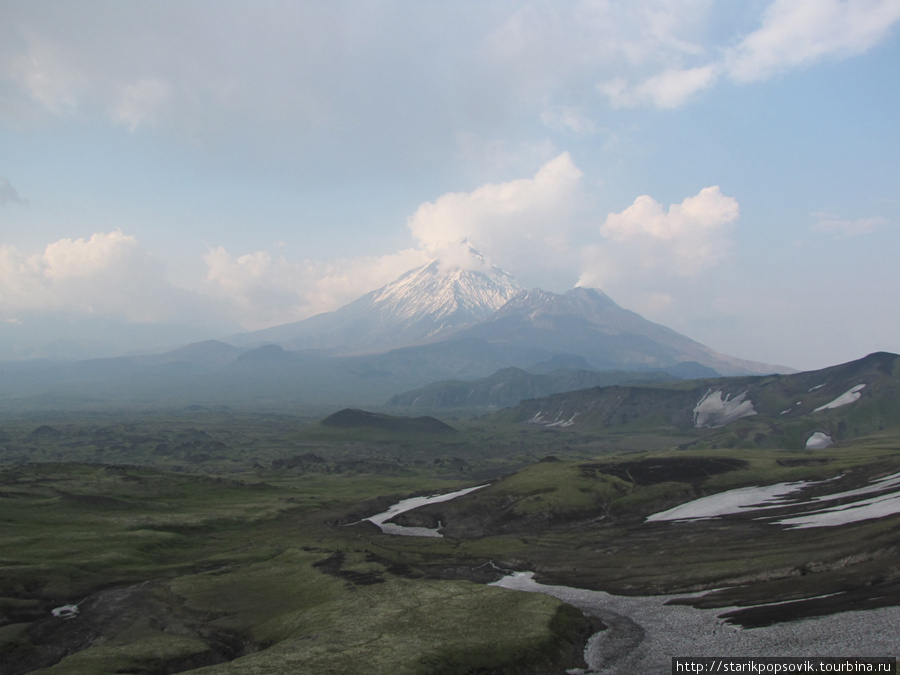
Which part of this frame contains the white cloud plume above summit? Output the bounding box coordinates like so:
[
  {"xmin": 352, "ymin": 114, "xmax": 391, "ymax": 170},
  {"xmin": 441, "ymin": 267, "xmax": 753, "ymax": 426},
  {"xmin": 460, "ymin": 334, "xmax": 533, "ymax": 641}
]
[{"xmin": 406, "ymin": 152, "xmax": 587, "ymax": 284}]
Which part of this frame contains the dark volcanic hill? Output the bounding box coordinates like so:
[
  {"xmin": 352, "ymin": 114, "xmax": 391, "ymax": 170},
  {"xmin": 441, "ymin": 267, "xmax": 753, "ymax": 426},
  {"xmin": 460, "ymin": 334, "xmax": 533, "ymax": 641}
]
[{"xmin": 320, "ymin": 408, "xmax": 457, "ymax": 435}]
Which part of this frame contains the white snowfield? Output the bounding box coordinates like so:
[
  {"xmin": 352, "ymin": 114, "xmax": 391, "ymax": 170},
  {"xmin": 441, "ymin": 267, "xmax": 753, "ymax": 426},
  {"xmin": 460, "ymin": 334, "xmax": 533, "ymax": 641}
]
[
  {"xmin": 371, "ymin": 250, "xmax": 521, "ymax": 323},
  {"xmin": 693, "ymin": 389, "xmax": 757, "ymax": 428},
  {"xmin": 647, "ymin": 471, "xmax": 900, "ymax": 529},
  {"xmin": 645, "ymin": 481, "xmax": 816, "ymax": 522},
  {"xmin": 814, "ymin": 384, "xmax": 866, "ymax": 412},
  {"xmin": 805, "ymin": 431, "xmax": 834, "ymax": 449},
  {"xmin": 362, "ymin": 484, "xmax": 488, "ymax": 537}
]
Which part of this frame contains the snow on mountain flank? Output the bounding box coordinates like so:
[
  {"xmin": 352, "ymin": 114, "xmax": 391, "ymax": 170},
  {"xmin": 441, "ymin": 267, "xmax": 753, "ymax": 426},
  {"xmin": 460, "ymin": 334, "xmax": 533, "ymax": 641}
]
[
  {"xmin": 814, "ymin": 384, "xmax": 866, "ymax": 412},
  {"xmin": 693, "ymin": 389, "xmax": 757, "ymax": 428}
]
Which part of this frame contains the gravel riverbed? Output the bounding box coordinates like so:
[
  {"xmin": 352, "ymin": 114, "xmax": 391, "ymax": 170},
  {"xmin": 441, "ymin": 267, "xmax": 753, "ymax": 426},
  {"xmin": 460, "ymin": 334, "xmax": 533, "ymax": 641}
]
[{"xmin": 492, "ymin": 572, "xmax": 899, "ymax": 674}]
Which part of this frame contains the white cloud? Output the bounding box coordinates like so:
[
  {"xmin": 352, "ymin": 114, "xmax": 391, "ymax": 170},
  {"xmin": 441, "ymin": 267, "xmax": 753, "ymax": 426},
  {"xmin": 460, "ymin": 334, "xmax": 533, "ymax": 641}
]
[
  {"xmin": 3, "ymin": 1, "xmax": 896, "ymax": 139},
  {"xmin": 602, "ymin": 186, "xmax": 738, "ymax": 241},
  {"xmin": 0, "ymin": 231, "xmax": 195, "ymax": 323},
  {"xmin": 0, "ymin": 229, "xmax": 433, "ymax": 333},
  {"xmin": 726, "ymin": 0, "xmax": 900, "ymax": 83},
  {"xmin": 406, "ymin": 152, "xmax": 587, "ymax": 284},
  {"xmin": 580, "ymin": 186, "xmax": 739, "ymax": 288},
  {"xmin": 202, "ymin": 246, "xmax": 429, "ymax": 330},
  {"xmin": 597, "ymin": 0, "xmax": 900, "ymax": 109},
  {"xmin": 0, "ymin": 177, "xmax": 26, "ymax": 206},
  {"xmin": 811, "ymin": 213, "xmax": 891, "ymax": 237},
  {"xmin": 600, "ymin": 64, "xmax": 718, "ymax": 108}
]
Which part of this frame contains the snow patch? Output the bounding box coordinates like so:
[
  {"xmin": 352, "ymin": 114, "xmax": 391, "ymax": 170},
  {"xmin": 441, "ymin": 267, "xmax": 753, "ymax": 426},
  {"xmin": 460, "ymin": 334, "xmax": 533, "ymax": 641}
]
[
  {"xmin": 693, "ymin": 389, "xmax": 757, "ymax": 428},
  {"xmin": 52, "ymin": 604, "xmax": 79, "ymax": 619},
  {"xmin": 646, "ymin": 481, "xmax": 813, "ymax": 522},
  {"xmin": 805, "ymin": 432, "xmax": 833, "ymax": 449},
  {"xmin": 362, "ymin": 484, "xmax": 488, "ymax": 537},
  {"xmin": 647, "ymin": 471, "xmax": 900, "ymax": 529},
  {"xmin": 546, "ymin": 412, "xmax": 580, "ymax": 428},
  {"xmin": 774, "ymin": 473, "xmax": 900, "ymax": 529},
  {"xmin": 814, "ymin": 384, "xmax": 865, "ymax": 412}
]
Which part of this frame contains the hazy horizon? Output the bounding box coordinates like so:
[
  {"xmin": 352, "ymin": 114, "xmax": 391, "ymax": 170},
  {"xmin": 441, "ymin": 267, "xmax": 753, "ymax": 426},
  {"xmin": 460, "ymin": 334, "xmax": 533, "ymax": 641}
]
[{"xmin": 2, "ymin": 1, "xmax": 900, "ymax": 371}]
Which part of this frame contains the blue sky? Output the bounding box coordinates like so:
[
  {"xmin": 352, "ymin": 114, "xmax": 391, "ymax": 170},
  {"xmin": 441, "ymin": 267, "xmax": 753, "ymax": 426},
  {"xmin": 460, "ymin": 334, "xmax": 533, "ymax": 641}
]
[{"xmin": 1, "ymin": 0, "xmax": 899, "ymax": 370}]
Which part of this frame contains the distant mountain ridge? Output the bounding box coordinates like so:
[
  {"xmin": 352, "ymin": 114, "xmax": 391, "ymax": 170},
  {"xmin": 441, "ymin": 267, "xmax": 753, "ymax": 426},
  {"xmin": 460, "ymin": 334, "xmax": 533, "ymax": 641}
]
[
  {"xmin": 388, "ymin": 366, "xmax": 681, "ymax": 409},
  {"xmin": 499, "ymin": 351, "xmax": 900, "ymax": 449}
]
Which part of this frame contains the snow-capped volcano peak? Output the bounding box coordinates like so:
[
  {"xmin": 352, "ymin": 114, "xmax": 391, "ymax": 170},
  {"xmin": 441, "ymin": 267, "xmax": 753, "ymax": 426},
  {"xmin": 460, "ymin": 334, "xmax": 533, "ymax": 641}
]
[
  {"xmin": 234, "ymin": 245, "xmax": 522, "ymax": 355},
  {"xmin": 370, "ymin": 247, "xmax": 522, "ymax": 325}
]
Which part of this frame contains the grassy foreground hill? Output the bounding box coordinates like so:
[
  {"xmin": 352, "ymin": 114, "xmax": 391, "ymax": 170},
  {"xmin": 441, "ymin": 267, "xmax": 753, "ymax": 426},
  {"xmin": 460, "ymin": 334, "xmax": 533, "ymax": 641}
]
[{"xmin": 0, "ymin": 463, "xmax": 596, "ymax": 675}]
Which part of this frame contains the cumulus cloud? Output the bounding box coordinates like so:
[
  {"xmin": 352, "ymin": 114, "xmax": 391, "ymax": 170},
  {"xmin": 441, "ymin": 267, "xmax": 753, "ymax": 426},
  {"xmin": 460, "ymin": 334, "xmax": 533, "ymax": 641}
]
[
  {"xmin": 406, "ymin": 152, "xmax": 587, "ymax": 284},
  {"xmin": 0, "ymin": 231, "xmax": 195, "ymax": 322},
  {"xmin": 0, "ymin": 177, "xmax": 26, "ymax": 206},
  {"xmin": 811, "ymin": 212, "xmax": 892, "ymax": 237},
  {"xmin": 579, "ymin": 186, "xmax": 739, "ymax": 288},
  {"xmin": 0, "ymin": 228, "xmax": 434, "ymax": 333}
]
